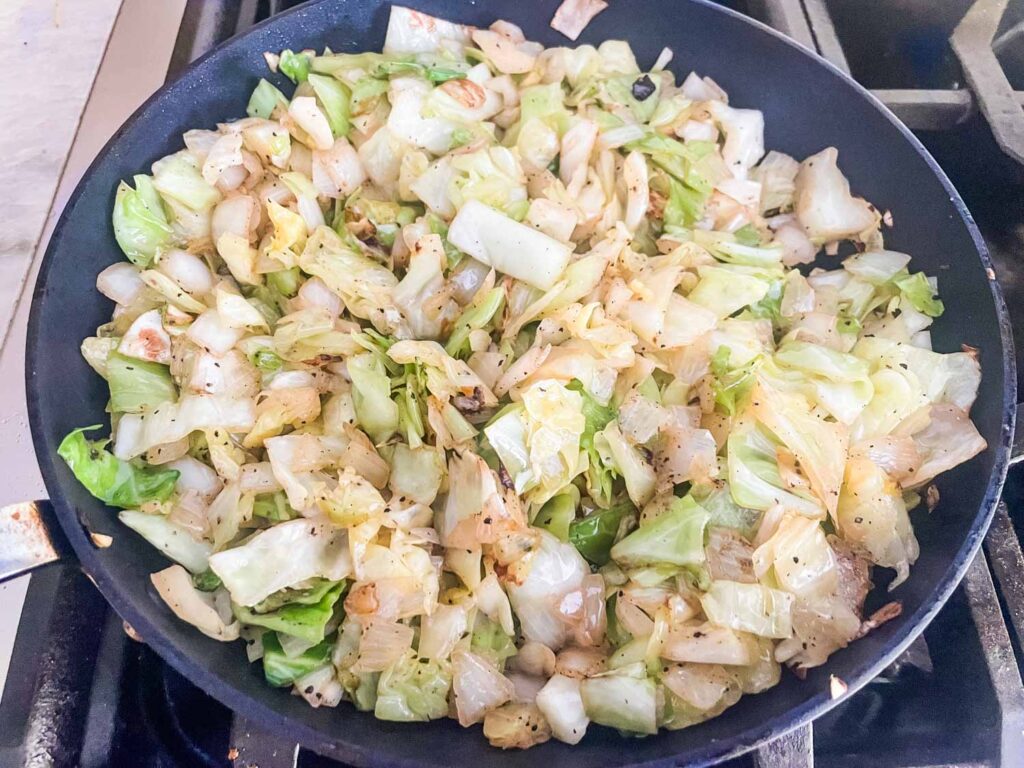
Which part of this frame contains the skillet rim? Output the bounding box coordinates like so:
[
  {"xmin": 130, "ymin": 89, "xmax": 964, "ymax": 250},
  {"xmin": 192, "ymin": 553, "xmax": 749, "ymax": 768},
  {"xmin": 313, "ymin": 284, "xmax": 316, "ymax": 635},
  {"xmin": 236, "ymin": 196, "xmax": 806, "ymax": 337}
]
[{"xmin": 25, "ymin": 0, "xmax": 1016, "ymax": 764}]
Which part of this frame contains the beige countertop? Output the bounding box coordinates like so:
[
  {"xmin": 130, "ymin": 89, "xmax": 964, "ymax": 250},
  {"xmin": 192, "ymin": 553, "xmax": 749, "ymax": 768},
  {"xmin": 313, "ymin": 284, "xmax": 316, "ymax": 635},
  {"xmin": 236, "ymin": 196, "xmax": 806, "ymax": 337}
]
[{"xmin": 0, "ymin": 0, "xmax": 186, "ymax": 697}]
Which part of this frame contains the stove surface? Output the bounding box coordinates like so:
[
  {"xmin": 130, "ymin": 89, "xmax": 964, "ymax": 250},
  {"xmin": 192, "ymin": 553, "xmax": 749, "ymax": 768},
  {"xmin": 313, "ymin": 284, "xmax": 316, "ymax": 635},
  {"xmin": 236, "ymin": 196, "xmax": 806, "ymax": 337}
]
[{"xmin": 3, "ymin": 1, "xmax": 1024, "ymax": 767}]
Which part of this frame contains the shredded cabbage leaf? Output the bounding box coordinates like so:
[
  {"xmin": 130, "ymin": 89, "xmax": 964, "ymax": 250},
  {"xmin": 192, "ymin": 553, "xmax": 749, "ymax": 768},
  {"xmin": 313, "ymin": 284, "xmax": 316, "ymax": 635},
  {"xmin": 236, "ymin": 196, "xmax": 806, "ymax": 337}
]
[{"xmin": 61, "ymin": 3, "xmax": 987, "ymax": 749}]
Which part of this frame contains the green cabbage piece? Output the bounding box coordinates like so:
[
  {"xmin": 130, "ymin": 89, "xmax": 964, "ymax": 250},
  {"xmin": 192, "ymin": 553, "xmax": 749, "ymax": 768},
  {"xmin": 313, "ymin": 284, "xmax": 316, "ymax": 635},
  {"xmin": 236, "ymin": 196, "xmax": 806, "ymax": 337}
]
[
  {"xmin": 569, "ymin": 500, "xmax": 633, "ymax": 566},
  {"xmin": 252, "ymin": 491, "xmax": 295, "ymax": 521},
  {"xmin": 688, "ymin": 265, "xmax": 772, "ymax": 319},
  {"xmin": 690, "ymin": 482, "xmax": 761, "ymax": 540},
  {"xmin": 348, "ymin": 352, "xmax": 399, "ymax": 443},
  {"xmin": 518, "ymin": 83, "xmax": 570, "ymax": 134},
  {"xmin": 595, "ymin": 423, "xmax": 655, "ymax": 509},
  {"xmin": 58, "ymin": 426, "xmax": 179, "ymax": 508},
  {"xmin": 343, "ymin": 671, "xmax": 380, "ymax": 711},
  {"xmin": 601, "ymin": 74, "xmax": 661, "ymax": 123},
  {"xmin": 261, "ymin": 632, "xmax": 333, "ymax": 687},
  {"xmin": 246, "ymin": 78, "xmax": 288, "ymax": 118},
  {"xmin": 662, "ymin": 173, "xmax": 708, "ymax": 229},
  {"xmin": 349, "ymin": 76, "xmax": 389, "ymax": 114},
  {"xmin": 193, "ymin": 568, "xmax": 222, "ymax": 592},
  {"xmin": 374, "ymin": 650, "xmax": 452, "ymax": 722},
  {"xmin": 693, "ymin": 229, "xmax": 784, "ymax": 268},
  {"xmin": 726, "ymin": 427, "xmax": 822, "ymax": 517},
  {"xmin": 565, "ymin": 380, "xmax": 617, "ymax": 507},
  {"xmin": 394, "ymin": 375, "xmax": 427, "ymax": 447},
  {"xmin": 445, "ymin": 286, "xmax": 505, "ymax": 359},
  {"xmin": 769, "ymin": 340, "xmax": 873, "ymax": 424},
  {"xmin": 610, "ymin": 494, "xmax": 709, "ymax": 568},
  {"xmin": 250, "ymin": 348, "xmax": 284, "ymax": 373},
  {"xmin": 535, "ymin": 488, "xmax": 578, "ymax": 542},
  {"xmin": 267, "ymin": 267, "xmax": 301, "ymax": 297},
  {"xmin": 580, "ymin": 667, "xmax": 657, "ymax": 735},
  {"xmin": 152, "ymin": 152, "xmax": 221, "ymax": 211},
  {"xmin": 278, "ymin": 49, "xmax": 312, "ymax": 83},
  {"xmin": 709, "ymin": 346, "xmax": 757, "ymax": 416},
  {"xmin": 308, "ymin": 73, "xmax": 351, "ymax": 137},
  {"xmin": 470, "ymin": 612, "xmax": 518, "ymax": 669},
  {"xmin": 425, "ymin": 213, "xmax": 465, "ymax": 269},
  {"xmin": 119, "ymin": 509, "xmax": 211, "ymax": 573},
  {"xmin": 369, "ymin": 57, "xmax": 467, "ymax": 83},
  {"xmin": 893, "ymin": 271, "xmax": 944, "ymax": 318},
  {"xmin": 106, "ymin": 351, "xmax": 177, "ymax": 414},
  {"xmin": 235, "ymin": 581, "xmax": 346, "ymax": 644},
  {"xmin": 112, "ymin": 174, "xmax": 173, "ymax": 267},
  {"xmin": 746, "ymin": 280, "xmax": 784, "ymax": 325},
  {"xmin": 252, "ymin": 577, "xmax": 344, "ymax": 613},
  {"xmin": 842, "ymin": 250, "xmax": 910, "ymax": 284},
  {"xmin": 733, "ymin": 224, "xmax": 761, "ymax": 246},
  {"xmin": 245, "ymin": 286, "xmax": 285, "ymax": 327}
]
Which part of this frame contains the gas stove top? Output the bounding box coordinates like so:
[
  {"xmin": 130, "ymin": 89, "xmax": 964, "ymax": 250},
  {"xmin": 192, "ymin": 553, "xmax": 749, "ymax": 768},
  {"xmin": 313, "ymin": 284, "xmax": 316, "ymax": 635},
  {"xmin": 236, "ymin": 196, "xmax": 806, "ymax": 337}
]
[{"xmin": 2, "ymin": 1, "xmax": 1024, "ymax": 766}]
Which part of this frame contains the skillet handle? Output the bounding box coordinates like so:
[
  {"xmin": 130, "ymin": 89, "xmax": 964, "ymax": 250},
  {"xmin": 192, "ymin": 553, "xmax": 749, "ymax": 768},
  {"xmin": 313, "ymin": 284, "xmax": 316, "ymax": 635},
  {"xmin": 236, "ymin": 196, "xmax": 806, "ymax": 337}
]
[{"xmin": 0, "ymin": 500, "xmax": 72, "ymax": 584}]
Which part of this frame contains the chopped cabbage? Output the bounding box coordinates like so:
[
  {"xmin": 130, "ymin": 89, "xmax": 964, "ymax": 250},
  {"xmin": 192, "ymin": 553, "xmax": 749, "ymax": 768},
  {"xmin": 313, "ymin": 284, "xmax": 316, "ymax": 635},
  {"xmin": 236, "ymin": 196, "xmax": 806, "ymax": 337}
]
[
  {"xmin": 837, "ymin": 458, "xmax": 919, "ymax": 586},
  {"xmin": 234, "ymin": 581, "xmax": 345, "ymax": 644},
  {"xmin": 701, "ymin": 581, "xmax": 794, "ymax": 639},
  {"xmin": 208, "ymin": 518, "xmax": 352, "ymax": 606},
  {"xmin": 795, "ymin": 148, "xmax": 877, "ymax": 243},
  {"xmin": 448, "ymin": 201, "xmax": 573, "ymax": 291},
  {"xmin": 507, "ymin": 531, "xmax": 589, "ymax": 649},
  {"xmin": 375, "ymin": 650, "xmax": 452, "ymax": 721},
  {"xmin": 610, "ymin": 494, "xmax": 708, "ymax": 569},
  {"xmin": 151, "ymin": 565, "xmax": 239, "ymax": 641},
  {"xmin": 66, "ymin": 6, "xmax": 989, "ymax": 747},
  {"xmin": 262, "ymin": 633, "xmax": 333, "ymax": 687},
  {"xmin": 58, "ymin": 426, "xmax": 179, "ymax": 508},
  {"xmin": 112, "ymin": 175, "xmax": 174, "ymax": 266},
  {"xmin": 580, "ymin": 666, "xmax": 657, "ymax": 735}
]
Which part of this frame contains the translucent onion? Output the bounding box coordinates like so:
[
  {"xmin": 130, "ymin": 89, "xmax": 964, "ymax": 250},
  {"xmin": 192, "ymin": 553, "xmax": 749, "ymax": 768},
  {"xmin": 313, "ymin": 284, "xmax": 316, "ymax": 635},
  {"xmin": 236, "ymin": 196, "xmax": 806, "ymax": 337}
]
[
  {"xmin": 511, "ymin": 641, "xmax": 556, "ymax": 677},
  {"xmin": 448, "ymin": 258, "xmax": 493, "ymax": 306},
  {"xmin": 850, "ymin": 435, "xmax": 921, "ymax": 482},
  {"xmin": 187, "ymin": 310, "xmax": 245, "ymax": 355},
  {"xmin": 351, "ymin": 620, "xmax": 415, "ymax": 672},
  {"xmin": 507, "ymin": 671, "xmax": 547, "ymax": 703},
  {"xmin": 150, "ymin": 565, "xmax": 239, "ymax": 641},
  {"xmin": 706, "ymin": 527, "xmax": 757, "ymax": 583},
  {"xmin": 297, "ymin": 276, "xmax": 344, "ymax": 317},
  {"xmin": 312, "ymin": 138, "xmax": 367, "ymax": 198},
  {"xmin": 662, "ymin": 663, "xmax": 734, "ymax": 711},
  {"xmin": 662, "ymin": 623, "xmax": 755, "ymax": 665},
  {"xmin": 168, "ymin": 455, "xmax": 224, "ymax": 501},
  {"xmin": 294, "ymin": 664, "xmax": 344, "ymax": 708},
  {"xmin": 287, "ymin": 96, "xmax": 334, "ymax": 151},
  {"xmin": 212, "ymin": 195, "xmax": 258, "ymax": 243},
  {"xmin": 158, "ymin": 249, "xmax": 215, "ymax": 296},
  {"xmin": 217, "ymin": 162, "xmax": 249, "ymax": 192},
  {"xmin": 96, "ymin": 263, "xmax": 146, "ymax": 306},
  {"xmin": 238, "ymin": 461, "xmax": 282, "ymax": 493},
  {"xmin": 452, "ymin": 649, "xmax": 515, "ymax": 726},
  {"xmin": 418, "ymin": 602, "xmax": 470, "ymax": 660},
  {"xmin": 558, "ymin": 573, "xmax": 607, "ymax": 647}
]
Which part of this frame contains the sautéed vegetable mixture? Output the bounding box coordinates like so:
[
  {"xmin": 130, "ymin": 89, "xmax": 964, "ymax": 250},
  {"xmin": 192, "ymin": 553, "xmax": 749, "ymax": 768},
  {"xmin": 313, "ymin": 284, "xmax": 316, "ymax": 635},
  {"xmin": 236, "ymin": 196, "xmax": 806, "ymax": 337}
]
[{"xmin": 58, "ymin": 3, "xmax": 987, "ymax": 749}]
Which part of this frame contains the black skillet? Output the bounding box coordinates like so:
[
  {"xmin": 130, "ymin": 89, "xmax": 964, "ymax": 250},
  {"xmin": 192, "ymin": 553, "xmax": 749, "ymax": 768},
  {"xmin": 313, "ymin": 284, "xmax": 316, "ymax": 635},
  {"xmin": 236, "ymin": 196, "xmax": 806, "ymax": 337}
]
[{"xmin": 9, "ymin": 0, "xmax": 1016, "ymax": 765}]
